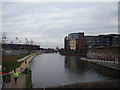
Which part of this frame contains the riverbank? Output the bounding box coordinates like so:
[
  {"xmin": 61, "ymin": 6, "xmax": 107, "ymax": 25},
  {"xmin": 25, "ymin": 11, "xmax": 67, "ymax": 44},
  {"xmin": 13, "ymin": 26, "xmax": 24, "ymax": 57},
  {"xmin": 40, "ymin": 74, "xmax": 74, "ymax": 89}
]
[
  {"xmin": 50, "ymin": 79, "xmax": 120, "ymax": 88},
  {"xmin": 3, "ymin": 52, "xmax": 42, "ymax": 88},
  {"xmin": 81, "ymin": 58, "xmax": 120, "ymax": 71}
]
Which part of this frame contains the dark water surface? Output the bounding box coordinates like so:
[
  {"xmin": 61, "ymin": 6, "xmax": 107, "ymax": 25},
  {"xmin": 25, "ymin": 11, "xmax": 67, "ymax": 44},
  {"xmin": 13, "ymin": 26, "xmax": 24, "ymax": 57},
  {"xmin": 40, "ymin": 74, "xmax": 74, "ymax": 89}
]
[{"xmin": 29, "ymin": 54, "xmax": 120, "ymax": 88}]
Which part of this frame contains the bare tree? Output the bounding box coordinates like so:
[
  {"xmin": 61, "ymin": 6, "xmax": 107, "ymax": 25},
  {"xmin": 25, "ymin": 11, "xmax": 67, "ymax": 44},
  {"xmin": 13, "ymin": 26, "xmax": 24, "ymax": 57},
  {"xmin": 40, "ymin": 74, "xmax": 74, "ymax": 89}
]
[
  {"xmin": 2, "ymin": 32, "xmax": 7, "ymax": 44},
  {"xmin": 25, "ymin": 38, "xmax": 28, "ymax": 43}
]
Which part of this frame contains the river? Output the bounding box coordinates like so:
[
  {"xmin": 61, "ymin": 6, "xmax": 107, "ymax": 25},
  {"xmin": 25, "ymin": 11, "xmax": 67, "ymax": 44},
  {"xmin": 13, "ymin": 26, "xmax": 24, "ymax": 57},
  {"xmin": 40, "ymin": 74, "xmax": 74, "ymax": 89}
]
[{"xmin": 29, "ymin": 53, "xmax": 120, "ymax": 88}]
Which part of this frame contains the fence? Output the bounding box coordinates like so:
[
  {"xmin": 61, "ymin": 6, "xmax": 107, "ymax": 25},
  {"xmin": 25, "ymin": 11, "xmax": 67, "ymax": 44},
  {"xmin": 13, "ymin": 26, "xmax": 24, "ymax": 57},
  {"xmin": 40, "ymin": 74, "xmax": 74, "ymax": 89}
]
[{"xmin": 2, "ymin": 50, "xmax": 29, "ymax": 55}]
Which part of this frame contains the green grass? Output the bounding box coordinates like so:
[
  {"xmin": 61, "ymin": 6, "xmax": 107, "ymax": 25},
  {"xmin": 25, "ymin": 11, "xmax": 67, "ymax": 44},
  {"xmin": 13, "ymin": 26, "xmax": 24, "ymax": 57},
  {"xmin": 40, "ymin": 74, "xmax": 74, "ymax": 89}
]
[
  {"xmin": 2, "ymin": 54, "xmax": 30, "ymax": 73},
  {"xmin": 12, "ymin": 54, "xmax": 29, "ymax": 59},
  {"xmin": 23, "ymin": 68, "xmax": 32, "ymax": 88},
  {"xmin": 3, "ymin": 62, "xmax": 22, "ymax": 73}
]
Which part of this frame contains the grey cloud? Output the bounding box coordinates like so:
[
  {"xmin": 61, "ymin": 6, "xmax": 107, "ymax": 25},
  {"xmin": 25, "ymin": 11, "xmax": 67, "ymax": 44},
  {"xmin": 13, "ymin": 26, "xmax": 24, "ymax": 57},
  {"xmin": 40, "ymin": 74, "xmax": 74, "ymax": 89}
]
[{"xmin": 2, "ymin": 2, "xmax": 118, "ymax": 48}]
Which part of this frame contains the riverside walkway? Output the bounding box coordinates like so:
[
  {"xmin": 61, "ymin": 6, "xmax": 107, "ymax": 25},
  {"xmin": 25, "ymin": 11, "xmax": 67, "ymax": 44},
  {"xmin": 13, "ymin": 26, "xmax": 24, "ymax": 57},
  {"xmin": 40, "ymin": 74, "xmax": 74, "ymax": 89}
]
[{"xmin": 3, "ymin": 53, "xmax": 37, "ymax": 88}]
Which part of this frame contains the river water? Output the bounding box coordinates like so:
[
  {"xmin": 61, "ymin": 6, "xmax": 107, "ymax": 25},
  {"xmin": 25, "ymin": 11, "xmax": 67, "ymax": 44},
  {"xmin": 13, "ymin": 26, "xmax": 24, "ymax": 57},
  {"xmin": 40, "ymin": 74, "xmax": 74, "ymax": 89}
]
[{"xmin": 29, "ymin": 53, "xmax": 120, "ymax": 88}]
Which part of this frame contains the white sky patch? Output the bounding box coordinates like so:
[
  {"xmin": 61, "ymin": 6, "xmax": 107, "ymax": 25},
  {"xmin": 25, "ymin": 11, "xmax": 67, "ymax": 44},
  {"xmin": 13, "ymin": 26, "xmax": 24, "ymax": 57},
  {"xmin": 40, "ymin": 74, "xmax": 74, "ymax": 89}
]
[
  {"xmin": 1, "ymin": 2, "xmax": 118, "ymax": 48},
  {"xmin": 1, "ymin": 0, "xmax": 119, "ymax": 2}
]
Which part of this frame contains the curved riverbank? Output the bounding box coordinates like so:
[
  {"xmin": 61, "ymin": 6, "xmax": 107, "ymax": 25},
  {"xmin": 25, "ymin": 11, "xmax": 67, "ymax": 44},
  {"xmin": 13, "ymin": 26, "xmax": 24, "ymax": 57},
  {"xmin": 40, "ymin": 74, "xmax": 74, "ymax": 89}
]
[{"xmin": 81, "ymin": 58, "xmax": 120, "ymax": 71}]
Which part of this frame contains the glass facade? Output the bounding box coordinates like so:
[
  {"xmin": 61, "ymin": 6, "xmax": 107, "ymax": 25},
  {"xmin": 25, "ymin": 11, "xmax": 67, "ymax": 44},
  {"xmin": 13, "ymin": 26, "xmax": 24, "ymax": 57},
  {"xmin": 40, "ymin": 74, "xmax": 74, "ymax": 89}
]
[
  {"xmin": 68, "ymin": 33, "xmax": 78, "ymax": 40},
  {"xmin": 67, "ymin": 33, "xmax": 85, "ymax": 50}
]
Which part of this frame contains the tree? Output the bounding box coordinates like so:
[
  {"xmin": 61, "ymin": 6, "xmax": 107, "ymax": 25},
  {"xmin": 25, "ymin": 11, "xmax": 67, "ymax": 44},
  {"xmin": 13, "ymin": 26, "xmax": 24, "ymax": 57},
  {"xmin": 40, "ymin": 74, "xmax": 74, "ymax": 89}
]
[{"xmin": 2, "ymin": 32, "xmax": 7, "ymax": 44}]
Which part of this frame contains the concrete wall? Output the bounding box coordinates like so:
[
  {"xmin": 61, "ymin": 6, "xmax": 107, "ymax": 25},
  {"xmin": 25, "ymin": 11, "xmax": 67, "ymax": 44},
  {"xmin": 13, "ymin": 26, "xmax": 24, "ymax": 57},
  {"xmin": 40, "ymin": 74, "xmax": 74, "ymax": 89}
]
[
  {"xmin": 87, "ymin": 46, "xmax": 120, "ymax": 62},
  {"xmin": 81, "ymin": 58, "xmax": 120, "ymax": 70}
]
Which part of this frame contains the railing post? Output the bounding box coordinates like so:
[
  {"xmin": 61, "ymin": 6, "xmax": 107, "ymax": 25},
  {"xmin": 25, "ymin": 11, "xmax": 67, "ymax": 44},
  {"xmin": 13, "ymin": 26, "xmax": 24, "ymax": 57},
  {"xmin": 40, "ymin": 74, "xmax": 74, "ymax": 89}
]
[{"xmin": 3, "ymin": 73, "xmax": 11, "ymax": 83}]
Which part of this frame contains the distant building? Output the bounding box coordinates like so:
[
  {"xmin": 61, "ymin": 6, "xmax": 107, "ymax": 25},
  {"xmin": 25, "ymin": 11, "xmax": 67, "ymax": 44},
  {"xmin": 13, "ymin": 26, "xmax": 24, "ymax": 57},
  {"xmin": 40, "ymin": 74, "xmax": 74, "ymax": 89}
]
[
  {"xmin": 78, "ymin": 33, "xmax": 85, "ymax": 49},
  {"xmin": 2, "ymin": 43, "xmax": 40, "ymax": 55},
  {"xmin": 64, "ymin": 36, "xmax": 70, "ymax": 50},
  {"xmin": 68, "ymin": 33, "xmax": 79, "ymax": 50},
  {"xmin": 70, "ymin": 40, "xmax": 76, "ymax": 50},
  {"xmin": 64, "ymin": 33, "xmax": 120, "ymax": 50},
  {"xmin": 2, "ymin": 43, "xmax": 40, "ymax": 50},
  {"xmin": 85, "ymin": 34, "xmax": 120, "ymax": 48},
  {"xmin": 85, "ymin": 36, "xmax": 99, "ymax": 48},
  {"xmin": 64, "ymin": 32, "xmax": 85, "ymax": 51},
  {"xmin": 98, "ymin": 34, "xmax": 120, "ymax": 47}
]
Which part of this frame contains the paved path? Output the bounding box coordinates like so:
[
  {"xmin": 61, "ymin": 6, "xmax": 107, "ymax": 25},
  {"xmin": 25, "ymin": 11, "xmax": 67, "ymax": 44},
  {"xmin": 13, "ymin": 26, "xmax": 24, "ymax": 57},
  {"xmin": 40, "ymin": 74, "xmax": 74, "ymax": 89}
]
[
  {"xmin": 3, "ymin": 74, "xmax": 27, "ymax": 88},
  {"xmin": 9, "ymin": 54, "xmax": 35, "ymax": 74},
  {"xmin": 3, "ymin": 54, "xmax": 36, "ymax": 88}
]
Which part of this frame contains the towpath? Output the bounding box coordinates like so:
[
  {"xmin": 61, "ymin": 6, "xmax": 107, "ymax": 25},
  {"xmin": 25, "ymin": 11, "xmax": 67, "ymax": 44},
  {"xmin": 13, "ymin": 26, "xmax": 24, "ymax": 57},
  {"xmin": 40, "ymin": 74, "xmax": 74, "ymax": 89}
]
[{"xmin": 3, "ymin": 53, "xmax": 36, "ymax": 88}]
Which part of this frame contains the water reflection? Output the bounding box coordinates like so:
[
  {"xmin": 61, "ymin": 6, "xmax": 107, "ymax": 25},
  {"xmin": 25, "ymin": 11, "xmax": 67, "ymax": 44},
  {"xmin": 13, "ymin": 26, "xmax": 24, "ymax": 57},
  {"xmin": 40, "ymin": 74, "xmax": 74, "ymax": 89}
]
[
  {"xmin": 30, "ymin": 54, "xmax": 120, "ymax": 88},
  {"xmin": 86, "ymin": 62, "xmax": 120, "ymax": 79},
  {"xmin": 65, "ymin": 56, "xmax": 120, "ymax": 80},
  {"xmin": 64, "ymin": 56, "xmax": 107, "ymax": 83},
  {"xmin": 65, "ymin": 56, "xmax": 86, "ymax": 74}
]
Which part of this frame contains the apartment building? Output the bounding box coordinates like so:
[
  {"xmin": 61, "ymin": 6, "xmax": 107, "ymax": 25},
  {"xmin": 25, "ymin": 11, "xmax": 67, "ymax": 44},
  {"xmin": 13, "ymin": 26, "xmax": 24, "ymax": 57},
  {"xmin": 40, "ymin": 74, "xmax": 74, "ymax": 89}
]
[
  {"xmin": 64, "ymin": 33, "xmax": 120, "ymax": 50},
  {"xmin": 65, "ymin": 32, "xmax": 85, "ymax": 50}
]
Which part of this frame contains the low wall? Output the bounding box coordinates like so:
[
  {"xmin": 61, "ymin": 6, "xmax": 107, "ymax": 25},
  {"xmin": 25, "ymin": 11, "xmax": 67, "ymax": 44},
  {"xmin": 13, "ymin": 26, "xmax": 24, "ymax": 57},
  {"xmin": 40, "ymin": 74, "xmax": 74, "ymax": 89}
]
[
  {"xmin": 81, "ymin": 58, "xmax": 120, "ymax": 71},
  {"xmin": 87, "ymin": 46, "xmax": 120, "ymax": 62}
]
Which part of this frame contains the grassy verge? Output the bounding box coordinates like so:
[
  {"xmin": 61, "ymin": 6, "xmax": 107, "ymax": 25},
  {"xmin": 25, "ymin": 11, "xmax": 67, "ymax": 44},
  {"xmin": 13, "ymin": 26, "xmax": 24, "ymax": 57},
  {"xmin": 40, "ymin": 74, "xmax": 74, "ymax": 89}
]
[
  {"xmin": 2, "ymin": 54, "xmax": 29, "ymax": 73},
  {"xmin": 23, "ymin": 68, "xmax": 32, "ymax": 88},
  {"xmin": 13, "ymin": 54, "xmax": 29, "ymax": 60}
]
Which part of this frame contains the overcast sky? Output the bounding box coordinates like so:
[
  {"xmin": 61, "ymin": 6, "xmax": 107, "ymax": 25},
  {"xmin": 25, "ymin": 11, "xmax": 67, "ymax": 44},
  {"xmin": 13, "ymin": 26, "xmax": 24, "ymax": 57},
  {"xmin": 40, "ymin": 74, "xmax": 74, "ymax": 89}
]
[{"xmin": 2, "ymin": 1, "xmax": 118, "ymax": 48}]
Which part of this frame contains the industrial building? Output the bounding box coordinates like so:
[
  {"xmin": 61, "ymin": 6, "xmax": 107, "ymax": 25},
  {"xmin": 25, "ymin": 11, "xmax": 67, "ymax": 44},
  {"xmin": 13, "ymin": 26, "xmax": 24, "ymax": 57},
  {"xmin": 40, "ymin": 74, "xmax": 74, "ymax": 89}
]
[
  {"xmin": 2, "ymin": 43, "xmax": 40, "ymax": 55},
  {"xmin": 2, "ymin": 43, "xmax": 40, "ymax": 50}
]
